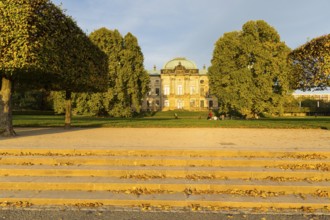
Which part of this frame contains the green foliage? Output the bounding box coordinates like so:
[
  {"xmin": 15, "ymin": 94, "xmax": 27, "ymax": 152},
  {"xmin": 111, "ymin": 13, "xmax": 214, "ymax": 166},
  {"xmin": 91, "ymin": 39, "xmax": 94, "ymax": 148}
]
[
  {"xmin": 299, "ymin": 99, "xmax": 330, "ymax": 112},
  {"xmin": 209, "ymin": 20, "xmax": 291, "ymax": 118},
  {"xmin": 51, "ymin": 91, "xmax": 66, "ymax": 114},
  {"xmin": 0, "ymin": 0, "xmax": 42, "ymax": 76},
  {"xmin": 0, "ymin": 0, "xmax": 108, "ymax": 90},
  {"xmin": 110, "ymin": 32, "xmax": 150, "ymax": 117},
  {"xmin": 0, "ymin": 0, "xmax": 108, "ymax": 135},
  {"xmin": 289, "ymin": 34, "xmax": 330, "ymax": 90},
  {"xmin": 57, "ymin": 28, "xmax": 150, "ymax": 117},
  {"xmin": 12, "ymin": 89, "xmax": 52, "ymax": 110}
]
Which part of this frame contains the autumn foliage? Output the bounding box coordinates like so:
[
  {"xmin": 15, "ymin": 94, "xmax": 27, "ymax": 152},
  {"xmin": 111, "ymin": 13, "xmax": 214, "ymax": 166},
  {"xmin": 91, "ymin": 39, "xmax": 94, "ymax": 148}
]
[
  {"xmin": 289, "ymin": 34, "xmax": 330, "ymax": 90},
  {"xmin": 0, "ymin": 0, "xmax": 107, "ymax": 135}
]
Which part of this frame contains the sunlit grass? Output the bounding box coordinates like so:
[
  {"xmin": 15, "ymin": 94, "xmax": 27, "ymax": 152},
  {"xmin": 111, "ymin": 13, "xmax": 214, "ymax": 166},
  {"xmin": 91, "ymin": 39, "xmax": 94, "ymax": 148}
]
[{"xmin": 12, "ymin": 111, "xmax": 330, "ymax": 129}]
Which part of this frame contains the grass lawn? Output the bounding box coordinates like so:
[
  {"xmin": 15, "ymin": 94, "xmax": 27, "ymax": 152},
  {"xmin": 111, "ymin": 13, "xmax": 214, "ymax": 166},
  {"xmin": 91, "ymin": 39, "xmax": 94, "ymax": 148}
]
[{"xmin": 12, "ymin": 111, "xmax": 330, "ymax": 130}]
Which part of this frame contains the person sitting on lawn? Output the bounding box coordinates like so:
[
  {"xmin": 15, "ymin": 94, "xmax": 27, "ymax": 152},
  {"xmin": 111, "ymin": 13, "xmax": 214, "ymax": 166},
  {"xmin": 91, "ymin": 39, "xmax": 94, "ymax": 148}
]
[{"xmin": 207, "ymin": 111, "xmax": 213, "ymax": 120}]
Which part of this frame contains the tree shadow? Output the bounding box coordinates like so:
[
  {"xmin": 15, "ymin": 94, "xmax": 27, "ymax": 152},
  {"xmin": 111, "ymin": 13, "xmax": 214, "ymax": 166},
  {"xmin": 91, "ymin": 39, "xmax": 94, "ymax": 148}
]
[{"xmin": 1, "ymin": 127, "xmax": 94, "ymax": 139}]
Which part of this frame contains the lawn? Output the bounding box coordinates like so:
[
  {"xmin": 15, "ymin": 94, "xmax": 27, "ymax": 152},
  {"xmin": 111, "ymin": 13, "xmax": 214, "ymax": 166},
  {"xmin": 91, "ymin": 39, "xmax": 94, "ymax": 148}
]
[{"xmin": 12, "ymin": 111, "xmax": 330, "ymax": 130}]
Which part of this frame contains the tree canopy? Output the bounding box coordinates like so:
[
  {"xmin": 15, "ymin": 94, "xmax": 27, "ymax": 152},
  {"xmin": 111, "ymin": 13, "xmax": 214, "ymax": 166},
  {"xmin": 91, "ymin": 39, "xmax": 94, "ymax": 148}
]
[
  {"xmin": 289, "ymin": 34, "xmax": 330, "ymax": 90},
  {"xmin": 53, "ymin": 28, "xmax": 150, "ymax": 117},
  {"xmin": 0, "ymin": 0, "xmax": 108, "ymax": 135},
  {"xmin": 111, "ymin": 32, "xmax": 149, "ymax": 116},
  {"xmin": 208, "ymin": 20, "xmax": 291, "ymax": 118}
]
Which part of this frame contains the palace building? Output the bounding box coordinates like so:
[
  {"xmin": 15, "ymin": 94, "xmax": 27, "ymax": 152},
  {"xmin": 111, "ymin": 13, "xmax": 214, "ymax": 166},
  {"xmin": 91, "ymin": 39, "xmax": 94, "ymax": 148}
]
[{"xmin": 143, "ymin": 57, "xmax": 218, "ymax": 111}]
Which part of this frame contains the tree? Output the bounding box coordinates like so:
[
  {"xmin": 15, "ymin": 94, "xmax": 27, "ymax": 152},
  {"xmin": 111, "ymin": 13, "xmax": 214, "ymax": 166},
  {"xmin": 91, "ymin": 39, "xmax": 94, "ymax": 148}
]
[
  {"xmin": 289, "ymin": 34, "xmax": 330, "ymax": 90},
  {"xmin": 56, "ymin": 28, "xmax": 124, "ymax": 117},
  {"xmin": 208, "ymin": 20, "xmax": 291, "ymax": 118},
  {"xmin": 46, "ymin": 13, "xmax": 108, "ymax": 128},
  {"xmin": 0, "ymin": 0, "xmax": 55, "ymax": 136},
  {"xmin": 110, "ymin": 33, "xmax": 149, "ymax": 117},
  {"xmin": 12, "ymin": 89, "xmax": 52, "ymax": 111},
  {"xmin": 54, "ymin": 28, "xmax": 150, "ymax": 117},
  {"xmin": 0, "ymin": 0, "xmax": 108, "ymax": 136},
  {"xmin": 125, "ymin": 32, "xmax": 150, "ymax": 114}
]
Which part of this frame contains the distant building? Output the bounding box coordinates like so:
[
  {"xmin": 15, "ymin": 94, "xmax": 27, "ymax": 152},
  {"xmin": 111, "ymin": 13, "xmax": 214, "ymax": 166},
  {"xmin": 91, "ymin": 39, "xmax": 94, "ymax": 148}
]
[
  {"xmin": 292, "ymin": 88, "xmax": 330, "ymax": 102},
  {"xmin": 143, "ymin": 57, "xmax": 218, "ymax": 111}
]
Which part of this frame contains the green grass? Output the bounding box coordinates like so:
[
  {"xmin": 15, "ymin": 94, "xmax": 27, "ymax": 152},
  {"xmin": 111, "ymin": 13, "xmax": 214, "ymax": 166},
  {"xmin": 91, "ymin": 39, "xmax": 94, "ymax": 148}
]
[{"xmin": 12, "ymin": 111, "xmax": 330, "ymax": 130}]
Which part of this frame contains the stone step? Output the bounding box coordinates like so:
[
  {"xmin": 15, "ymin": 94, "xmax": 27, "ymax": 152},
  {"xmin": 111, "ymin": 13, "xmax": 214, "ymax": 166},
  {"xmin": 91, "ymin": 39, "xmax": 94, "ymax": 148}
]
[
  {"xmin": 0, "ymin": 148, "xmax": 328, "ymax": 213},
  {"xmin": 0, "ymin": 190, "xmax": 329, "ymax": 211},
  {"xmin": 1, "ymin": 155, "xmax": 329, "ymax": 167},
  {"xmin": 1, "ymin": 165, "xmax": 329, "ymax": 180},
  {"xmin": 0, "ymin": 148, "xmax": 329, "ymax": 158},
  {"xmin": 0, "ymin": 176, "xmax": 328, "ymax": 194}
]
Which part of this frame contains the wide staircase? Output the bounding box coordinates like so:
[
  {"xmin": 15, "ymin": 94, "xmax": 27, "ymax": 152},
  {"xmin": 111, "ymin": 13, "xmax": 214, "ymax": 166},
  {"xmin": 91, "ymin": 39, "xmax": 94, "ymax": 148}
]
[{"xmin": 0, "ymin": 148, "xmax": 329, "ymax": 214}]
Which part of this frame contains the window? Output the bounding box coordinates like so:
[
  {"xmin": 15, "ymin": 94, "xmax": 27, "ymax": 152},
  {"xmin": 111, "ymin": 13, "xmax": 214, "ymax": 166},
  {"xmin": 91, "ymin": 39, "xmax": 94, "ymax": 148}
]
[
  {"xmin": 164, "ymin": 100, "xmax": 169, "ymax": 107},
  {"xmin": 200, "ymin": 88, "xmax": 205, "ymax": 96},
  {"xmin": 177, "ymin": 100, "xmax": 184, "ymax": 109},
  {"xmin": 200, "ymin": 100, "xmax": 204, "ymax": 108},
  {"xmin": 155, "ymin": 88, "xmax": 160, "ymax": 96},
  {"xmin": 177, "ymin": 85, "xmax": 183, "ymax": 95},
  {"xmin": 164, "ymin": 86, "xmax": 170, "ymax": 95},
  {"xmin": 190, "ymin": 99, "xmax": 195, "ymax": 107},
  {"xmin": 209, "ymin": 100, "xmax": 213, "ymax": 108},
  {"xmin": 190, "ymin": 86, "xmax": 195, "ymax": 95},
  {"xmin": 155, "ymin": 100, "xmax": 160, "ymax": 106}
]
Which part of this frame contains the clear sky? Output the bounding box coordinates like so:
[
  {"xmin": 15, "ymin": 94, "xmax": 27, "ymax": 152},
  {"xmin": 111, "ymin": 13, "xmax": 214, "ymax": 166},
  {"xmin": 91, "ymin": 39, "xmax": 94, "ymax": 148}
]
[{"xmin": 51, "ymin": 0, "xmax": 330, "ymax": 70}]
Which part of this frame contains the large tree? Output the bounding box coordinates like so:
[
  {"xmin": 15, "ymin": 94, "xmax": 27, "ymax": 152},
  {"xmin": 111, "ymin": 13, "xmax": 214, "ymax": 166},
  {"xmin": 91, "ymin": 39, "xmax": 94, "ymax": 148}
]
[
  {"xmin": 0, "ymin": 0, "xmax": 107, "ymax": 136},
  {"xmin": 110, "ymin": 32, "xmax": 149, "ymax": 117},
  {"xmin": 46, "ymin": 12, "xmax": 108, "ymax": 128},
  {"xmin": 0, "ymin": 0, "xmax": 54, "ymax": 136},
  {"xmin": 53, "ymin": 28, "xmax": 150, "ymax": 117},
  {"xmin": 289, "ymin": 34, "xmax": 330, "ymax": 90},
  {"xmin": 54, "ymin": 28, "xmax": 124, "ymax": 117},
  {"xmin": 208, "ymin": 20, "xmax": 291, "ymax": 118}
]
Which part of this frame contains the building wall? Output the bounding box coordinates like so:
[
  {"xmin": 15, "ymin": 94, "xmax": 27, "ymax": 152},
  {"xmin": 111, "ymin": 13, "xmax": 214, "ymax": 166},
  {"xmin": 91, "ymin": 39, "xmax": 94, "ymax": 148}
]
[
  {"xmin": 142, "ymin": 75, "xmax": 161, "ymax": 111},
  {"xmin": 160, "ymin": 72, "xmax": 214, "ymax": 111},
  {"xmin": 293, "ymin": 94, "xmax": 330, "ymax": 102},
  {"xmin": 143, "ymin": 58, "xmax": 218, "ymax": 112}
]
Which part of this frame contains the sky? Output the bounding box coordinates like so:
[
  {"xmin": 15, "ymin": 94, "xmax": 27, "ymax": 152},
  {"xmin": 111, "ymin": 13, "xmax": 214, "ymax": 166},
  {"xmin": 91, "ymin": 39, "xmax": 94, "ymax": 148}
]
[{"xmin": 51, "ymin": 0, "xmax": 330, "ymax": 71}]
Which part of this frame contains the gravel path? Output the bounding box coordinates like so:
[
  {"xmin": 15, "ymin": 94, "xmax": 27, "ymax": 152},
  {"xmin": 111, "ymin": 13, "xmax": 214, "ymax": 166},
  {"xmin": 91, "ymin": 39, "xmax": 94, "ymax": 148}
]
[
  {"xmin": 0, "ymin": 207, "xmax": 329, "ymax": 220},
  {"xmin": 0, "ymin": 127, "xmax": 329, "ymax": 151}
]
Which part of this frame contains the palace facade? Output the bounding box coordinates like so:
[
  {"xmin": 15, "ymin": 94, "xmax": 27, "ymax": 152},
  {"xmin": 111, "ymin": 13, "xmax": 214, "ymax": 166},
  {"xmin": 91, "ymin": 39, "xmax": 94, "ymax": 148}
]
[{"xmin": 143, "ymin": 57, "xmax": 218, "ymax": 111}]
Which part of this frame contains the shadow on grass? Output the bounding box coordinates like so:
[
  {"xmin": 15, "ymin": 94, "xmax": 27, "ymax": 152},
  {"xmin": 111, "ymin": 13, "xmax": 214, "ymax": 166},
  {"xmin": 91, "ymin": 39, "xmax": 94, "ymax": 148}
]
[
  {"xmin": 9, "ymin": 117, "xmax": 176, "ymax": 139},
  {"xmin": 9, "ymin": 118, "xmax": 185, "ymax": 140},
  {"xmin": 258, "ymin": 117, "xmax": 330, "ymax": 130},
  {"xmin": 0, "ymin": 127, "xmax": 98, "ymax": 140},
  {"xmin": 264, "ymin": 117, "xmax": 330, "ymax": 122},
  {"xmin": 11, "ymin": 115, "xmax": 330, "ymax": 134}
]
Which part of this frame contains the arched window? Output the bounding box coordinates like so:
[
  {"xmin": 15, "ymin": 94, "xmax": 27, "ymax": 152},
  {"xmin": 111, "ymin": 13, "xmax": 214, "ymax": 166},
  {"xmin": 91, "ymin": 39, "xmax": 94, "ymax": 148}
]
[{"xmin": 177, "ymin": 85, "xmax": 183, "ymax": 95}]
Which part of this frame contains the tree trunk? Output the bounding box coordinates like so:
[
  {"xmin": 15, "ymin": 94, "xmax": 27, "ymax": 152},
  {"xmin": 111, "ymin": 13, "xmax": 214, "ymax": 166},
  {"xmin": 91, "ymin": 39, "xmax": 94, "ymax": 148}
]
[
  {"xmin": 64, "ymin": 91, "xmax": 72, "ymax": 129},
  {"xmin": 0, "ymin": 76, "xmax": 16, "ymax": 136}
]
